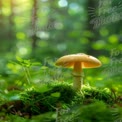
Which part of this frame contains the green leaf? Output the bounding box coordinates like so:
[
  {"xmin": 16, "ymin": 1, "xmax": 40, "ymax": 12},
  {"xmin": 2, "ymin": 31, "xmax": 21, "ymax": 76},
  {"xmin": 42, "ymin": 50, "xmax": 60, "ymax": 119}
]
[
  {"xmin": 38, "ymin": 85, "xmax": 52, "ymax": 93},
  {"xmin": 51, "ymin": 92, "xmax": 60, "ymax": 98},
  {"xmin": 32, "ymin": 62, "xmax": 41, "ymax": 66},
  {"xmin": 16, "ymin": 56, "xmax": 23, "ymax": 62}
]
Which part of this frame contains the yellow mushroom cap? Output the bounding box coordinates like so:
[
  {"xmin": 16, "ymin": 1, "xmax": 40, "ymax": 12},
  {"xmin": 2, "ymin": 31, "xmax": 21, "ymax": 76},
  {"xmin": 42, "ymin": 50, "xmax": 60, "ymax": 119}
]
[{"xmin": 55, "ymin": 53, "xmax": 102, "ymax": 68}]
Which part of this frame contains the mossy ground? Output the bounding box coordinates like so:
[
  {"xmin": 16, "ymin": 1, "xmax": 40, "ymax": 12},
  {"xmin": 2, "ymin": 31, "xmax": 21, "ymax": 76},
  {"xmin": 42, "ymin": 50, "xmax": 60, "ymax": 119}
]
[{"xmin": 0, "ymin": 84, "xmax": 122, "ymax": 121}]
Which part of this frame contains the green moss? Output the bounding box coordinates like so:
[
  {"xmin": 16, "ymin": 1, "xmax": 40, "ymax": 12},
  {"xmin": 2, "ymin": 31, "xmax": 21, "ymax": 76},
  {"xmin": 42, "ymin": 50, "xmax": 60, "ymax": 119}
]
[
  {"xmin": 82, "ymin": 86, "xmax": 115, "ymax": 104},
  {"xmin": 72, "ymin": 86, "xmax": 115, "ymax": 105},
  {"xmin": 72, "ymin": 101, "xmax": 114, "ymax": 122},
  {"xmin": 0, "ymin": 84, "xmax": 121, "ymax": 121},
  {"xmin": 20, "ymin": 84, "xmax": 76, "ymax": 115}
]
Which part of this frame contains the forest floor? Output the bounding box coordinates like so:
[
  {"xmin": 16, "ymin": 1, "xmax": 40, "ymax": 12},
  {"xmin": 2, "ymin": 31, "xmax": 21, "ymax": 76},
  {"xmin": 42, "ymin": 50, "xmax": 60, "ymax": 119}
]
[{"xmin": 0, "ymin": 83, "xmax": 122, "ymax": 122}]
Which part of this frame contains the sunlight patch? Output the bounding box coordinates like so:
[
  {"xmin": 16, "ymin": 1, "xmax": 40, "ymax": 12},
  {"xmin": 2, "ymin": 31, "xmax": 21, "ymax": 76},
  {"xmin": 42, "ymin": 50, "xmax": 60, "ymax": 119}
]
[
  {"xmin": 58, "ymin": 0, "xmax": 68, "ymax": 7},
  {"xmin": 37, "ymin": 31, "xmax": 49, "ymax": 39},
  {"xmin": 19, "ymin": 47, "xmax": 28, "ymax": 55},
  {"xmin": 69, "ymin": 3, "xmax": 82, "ymax": 12}
]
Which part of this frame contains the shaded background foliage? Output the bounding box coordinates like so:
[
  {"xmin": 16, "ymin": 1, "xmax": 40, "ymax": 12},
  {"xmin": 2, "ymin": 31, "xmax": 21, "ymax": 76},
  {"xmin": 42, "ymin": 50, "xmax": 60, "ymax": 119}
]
[{"xmin": 0, "ymin": 0, "xmax": 121, "ymax": 59}]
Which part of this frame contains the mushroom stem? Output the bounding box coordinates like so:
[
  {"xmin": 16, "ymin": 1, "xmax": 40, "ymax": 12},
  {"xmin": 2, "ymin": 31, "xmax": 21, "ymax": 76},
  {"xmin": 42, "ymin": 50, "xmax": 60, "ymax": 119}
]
[{"xmin": 72, "ymin": 62, "xmax": 82, "ymax": 91}]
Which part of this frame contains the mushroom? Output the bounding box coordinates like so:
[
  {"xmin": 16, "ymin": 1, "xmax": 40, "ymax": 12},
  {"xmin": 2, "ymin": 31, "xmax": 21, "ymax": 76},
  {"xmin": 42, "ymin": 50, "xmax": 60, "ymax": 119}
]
[{"xmin": 55, "ymin": 53, "xmax": 101, "ymax": 91}]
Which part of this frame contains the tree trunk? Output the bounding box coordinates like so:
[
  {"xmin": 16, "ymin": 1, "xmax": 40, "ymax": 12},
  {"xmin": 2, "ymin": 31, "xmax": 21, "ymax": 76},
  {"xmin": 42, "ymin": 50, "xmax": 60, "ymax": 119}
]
[
  {"xmin": 7, "ymin": 0, "xmax": 15, "ymax": 51},
  {"xmin": 9, "ymin": 0, "xmax": 14, "ymax": 39},
  {"xmin": 31, "ymin": 0, "xmax": 38, "ymax": 50},
  {"xmin": 0, "ymin": 0, "xmax": 3, "ymax": 34}
]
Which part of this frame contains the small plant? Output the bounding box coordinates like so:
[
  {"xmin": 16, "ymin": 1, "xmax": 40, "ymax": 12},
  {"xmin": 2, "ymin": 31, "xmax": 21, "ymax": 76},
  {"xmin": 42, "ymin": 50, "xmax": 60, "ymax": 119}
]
[{"xmin": 14, "ymin": 56, "xmax": 41, "ymax": 84}]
